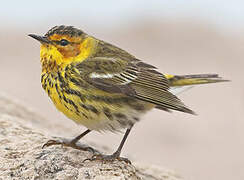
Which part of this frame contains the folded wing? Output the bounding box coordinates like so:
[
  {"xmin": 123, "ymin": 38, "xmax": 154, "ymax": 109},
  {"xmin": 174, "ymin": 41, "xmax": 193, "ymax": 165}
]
[{"xmin": 75, "ymin": 57, "xmax": 195, "ymax": 114}]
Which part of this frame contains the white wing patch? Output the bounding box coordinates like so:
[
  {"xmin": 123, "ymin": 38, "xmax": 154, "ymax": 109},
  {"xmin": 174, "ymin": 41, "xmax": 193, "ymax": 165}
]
[
  {"xmin": 90, "ymin": 72, "xmax": 119, "ymax": 79},
  {"xmin": 90, "ymin": 71, "xmax": 138, "ymax": 85}
]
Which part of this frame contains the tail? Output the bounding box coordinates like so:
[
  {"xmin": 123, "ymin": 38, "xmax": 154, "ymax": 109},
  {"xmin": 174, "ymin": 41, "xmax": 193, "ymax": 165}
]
[
  {"xmin": 165, "ymin": 74, "xmax": 229, "ymax": 87},
  {"xmin": 165, "ymin": 74, "xmax": 229, "ymax": 95}
]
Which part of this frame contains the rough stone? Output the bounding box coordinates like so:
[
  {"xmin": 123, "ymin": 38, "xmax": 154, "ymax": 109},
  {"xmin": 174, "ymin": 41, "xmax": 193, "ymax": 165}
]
[{"xmin": 0, "ymin": 94, "xmax": 183, "ymax": 180}]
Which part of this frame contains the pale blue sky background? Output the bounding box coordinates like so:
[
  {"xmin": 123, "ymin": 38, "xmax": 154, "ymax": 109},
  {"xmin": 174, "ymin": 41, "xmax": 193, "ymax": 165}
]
[{"xmin": 1, "ymin": 0, "xmax": 244, "ymax": 32}]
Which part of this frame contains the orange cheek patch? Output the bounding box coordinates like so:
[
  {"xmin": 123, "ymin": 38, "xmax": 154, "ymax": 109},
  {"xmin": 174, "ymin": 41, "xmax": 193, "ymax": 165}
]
[
  {"xmin": 58, "ymin": 44, "xmax": 81, "ymax": 58},
  {"xmin": 49, "ymin": 34, "xmax": 82, "ymax": 42}
]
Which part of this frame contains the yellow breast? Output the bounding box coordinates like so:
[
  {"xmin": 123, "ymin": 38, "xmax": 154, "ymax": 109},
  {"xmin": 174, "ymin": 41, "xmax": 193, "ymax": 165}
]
[{"xmin": 41, "ymin": 69, "xmax": 154, "ymax": 132}]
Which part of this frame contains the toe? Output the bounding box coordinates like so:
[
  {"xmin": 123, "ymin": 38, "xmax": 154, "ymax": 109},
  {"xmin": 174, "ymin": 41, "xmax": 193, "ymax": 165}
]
[
  {"xmin": 42, "ymin": 139, "xmax": 61, "ymax": 148},
  {"xmin": 82, "ymin": 153, "xmax": 131, "ymax": 164}
]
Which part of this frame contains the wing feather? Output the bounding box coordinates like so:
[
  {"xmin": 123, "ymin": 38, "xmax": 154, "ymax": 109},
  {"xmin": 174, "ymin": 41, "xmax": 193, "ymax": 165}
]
[{"xmin": 75, "ymin": 57, "xmax": 194, "ymax": 114}]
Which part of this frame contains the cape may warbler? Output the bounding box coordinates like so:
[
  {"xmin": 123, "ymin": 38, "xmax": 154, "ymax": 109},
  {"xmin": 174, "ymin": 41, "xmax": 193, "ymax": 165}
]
[{"xmin": 29, "ymin": 25, "xmax": 228, "ymax": 162}]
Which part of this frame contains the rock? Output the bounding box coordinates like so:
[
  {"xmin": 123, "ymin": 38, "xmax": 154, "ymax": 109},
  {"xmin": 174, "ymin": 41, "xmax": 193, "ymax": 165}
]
[{"xmin": 0, "ymin": 94, "xmax": 183, "ymax": 180}]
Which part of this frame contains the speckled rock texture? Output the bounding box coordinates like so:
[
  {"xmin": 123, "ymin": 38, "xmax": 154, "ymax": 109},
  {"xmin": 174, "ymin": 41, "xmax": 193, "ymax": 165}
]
[{"xmin": 0, "ymin": 94, "xmax": 183, "ymax": 180}]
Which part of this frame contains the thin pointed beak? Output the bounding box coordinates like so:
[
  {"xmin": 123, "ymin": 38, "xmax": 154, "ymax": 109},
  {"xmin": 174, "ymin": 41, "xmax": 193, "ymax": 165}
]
[{"xmin": 28, "ymin": 34, "xmax": 50, "ymax": 44}]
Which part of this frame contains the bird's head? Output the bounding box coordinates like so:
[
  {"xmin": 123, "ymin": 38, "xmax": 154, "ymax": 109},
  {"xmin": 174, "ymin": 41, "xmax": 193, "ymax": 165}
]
[{"xmin": 29, "ymin": 25, "xmax": 96, "ymax": 71}]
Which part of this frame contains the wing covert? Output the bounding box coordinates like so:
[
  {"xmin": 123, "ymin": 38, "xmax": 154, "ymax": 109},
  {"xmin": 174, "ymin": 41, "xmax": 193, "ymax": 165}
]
[{"xmin": 75, "ymin": 57, "xmax": 194, "ymax": 114}]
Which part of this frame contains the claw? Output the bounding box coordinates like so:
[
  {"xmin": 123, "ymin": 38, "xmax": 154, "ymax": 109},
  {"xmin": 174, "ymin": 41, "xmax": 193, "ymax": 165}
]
[
  {"xmin": 42, "ymin": 139, "xmax": 61, "ymax": 149},
  {"xmin": 42, "ymin": 139, "xmax": 96, "ymax": 154}
]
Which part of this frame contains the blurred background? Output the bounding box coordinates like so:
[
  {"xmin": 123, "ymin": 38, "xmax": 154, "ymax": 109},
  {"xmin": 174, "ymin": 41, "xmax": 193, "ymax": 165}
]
[{"xmin": 0, "ymin": 1, "xmax": 243, "ymax": 180}]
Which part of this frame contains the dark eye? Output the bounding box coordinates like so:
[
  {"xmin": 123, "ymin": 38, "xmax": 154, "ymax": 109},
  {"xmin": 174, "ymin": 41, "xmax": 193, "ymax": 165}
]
[{"xmin": 60, "ymin": 39, "xmax": 69, "ymax": 46}]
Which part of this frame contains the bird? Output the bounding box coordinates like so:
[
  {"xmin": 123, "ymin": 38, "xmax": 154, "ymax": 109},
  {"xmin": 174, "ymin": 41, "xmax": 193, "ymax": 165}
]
[{"xmin": 29, "ymin": 25, "xmax": 228, "ymax": 163}]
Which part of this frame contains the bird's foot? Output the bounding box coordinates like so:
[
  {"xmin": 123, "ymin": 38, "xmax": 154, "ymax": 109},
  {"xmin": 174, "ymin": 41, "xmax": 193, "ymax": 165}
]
[
  {"xmin": 42, "ymin": 138, "xmax": 95, "ymax": 153},
  {"xmin": 83, "ymin": 152, "xmax": 131, "ymax": 164}
]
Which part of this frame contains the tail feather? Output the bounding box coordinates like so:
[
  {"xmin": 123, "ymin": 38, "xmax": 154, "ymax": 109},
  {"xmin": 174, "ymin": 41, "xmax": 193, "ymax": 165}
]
[
  {"xmin": 165, "ymin": 74, "xmax": 229, "ymax": 87},
  {"xmin": 157, "ymin": 73, "xmax": 229, "ymax": 114}
]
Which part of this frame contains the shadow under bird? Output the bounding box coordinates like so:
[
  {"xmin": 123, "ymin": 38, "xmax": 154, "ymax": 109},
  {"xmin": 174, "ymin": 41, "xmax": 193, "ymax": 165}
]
[{"xmin": 29, "ymin": 25, "xmax": 229, "ymax": 163}]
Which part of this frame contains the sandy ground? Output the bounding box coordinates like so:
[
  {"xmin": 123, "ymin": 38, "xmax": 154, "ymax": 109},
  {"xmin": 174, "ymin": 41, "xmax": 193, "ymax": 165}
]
[{"xmin": 0, "ymin": 21, "xmax": 243, "ymax": 180}]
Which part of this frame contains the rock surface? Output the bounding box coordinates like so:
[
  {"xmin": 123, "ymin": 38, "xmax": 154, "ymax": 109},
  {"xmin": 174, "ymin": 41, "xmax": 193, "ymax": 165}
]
[{"xmin": 0, "ymin": 94, "xmax": 182, "ymax": 180}]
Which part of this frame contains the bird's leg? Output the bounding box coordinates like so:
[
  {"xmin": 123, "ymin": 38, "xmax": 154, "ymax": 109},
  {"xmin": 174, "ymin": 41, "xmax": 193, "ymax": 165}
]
[
  {"xmin": 43, "ymin": 129, "xmax": 95, "ymax": 153},
  {"xmin": 85, "ymin": 125, "xmax": 133, "ymax": 164}
]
